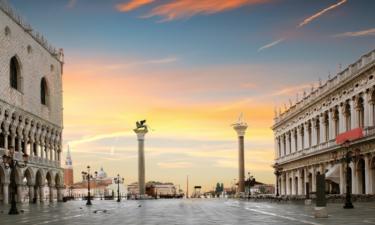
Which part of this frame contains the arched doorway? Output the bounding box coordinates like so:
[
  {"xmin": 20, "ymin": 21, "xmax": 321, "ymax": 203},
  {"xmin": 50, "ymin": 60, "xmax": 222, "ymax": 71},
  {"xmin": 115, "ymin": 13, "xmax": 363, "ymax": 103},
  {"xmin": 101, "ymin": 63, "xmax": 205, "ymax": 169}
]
[
  {"xmin": 45, "ymin": 172, "xmax": 53, "ymax": 202},
  {"xmin": 357, "ymin": 158, "xmax": 366, "ymax": 194},
  {"xmin": 35, "ymin": 170, "xmax": 44, "ymax": 203},
  {"xmin": 308, "ymin": 173, "xmax": 313, "ymax": 195},
  {"xmin": 23, "ymin": 168, "xmax": 34, "ymax": 203}
]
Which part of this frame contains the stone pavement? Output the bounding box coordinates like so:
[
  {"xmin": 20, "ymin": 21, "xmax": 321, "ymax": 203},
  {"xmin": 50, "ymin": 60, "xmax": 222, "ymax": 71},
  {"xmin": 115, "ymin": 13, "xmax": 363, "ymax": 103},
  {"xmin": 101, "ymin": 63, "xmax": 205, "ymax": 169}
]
[{"xmin": 0, "ymin": 199, "xmax": 374, "ymax": 225}]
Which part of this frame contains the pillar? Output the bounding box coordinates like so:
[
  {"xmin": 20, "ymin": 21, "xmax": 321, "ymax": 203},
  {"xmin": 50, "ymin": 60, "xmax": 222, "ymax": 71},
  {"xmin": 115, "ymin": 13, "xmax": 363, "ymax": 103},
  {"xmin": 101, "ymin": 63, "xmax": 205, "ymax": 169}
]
[
  {"xmin": 280, "ymin": 174, "xmax": 285, "ymax": 195},
  {"xmin": 365, "ymin": 156, "xmax": 371, "ymax": 194},
  {"xmin": 311, "ymin": 169, "xmax": 317, "ymax": 192},
  {"xmin": 320, "ymin": 117, "xmax": 325, "ymax": 144},
  {"xmin": 17, "ymin": 184, "xmax": 23, "ymax": 203},
  {"xmin": 49, "ymin": 185, "xmax": 55, "ymax": 202},
  {"xmin": 312, "ymin": 120, "xmax": 317, "ymax": 146},
  {"xmin": 298, "ymin": 171, "xmax": 303, "ymax": 195},
  {"xmin": 304, "ymin": 123, "xmax": 309, "ymax": 149},
  {"xmin": 350, "ymin": 162, "xmax": 357, "ymax": 194},
  {"xmin": 233, "ymin": 122, "xmax": 247, "ymax": 193},
  {"xmin": 291, "ymin": 172, "xmax": 296, "ymax": 195},
  {"xmin": 134, "ymin": 129, "xmax": 148, "ymax": 196},
  {"xmin": 340, "ymin": 163, "xmax": 345, "ymax": 194},
  {"xmin": 329, "ymin": 110, "xmax": 334, "ymax": 140},
  {"xmin": 286, "ymin": 172, "xmax": 290, "ymax": 195},
  {"xmin": 364, "ymin": 92, "xmax": 370, "ymax": 127},
  {"xmin": 3, "ymin": 183, "xmax": 9, "ymax": 204},
  {"xmin": 39, "ymin": 186, "xmax": 44, "ymax": 203},
  {"xmin": 57, "ymin": 187, "xmax": 63, "ymax": 202},
  {"xmin": 28, "ymin": 185, "xmax": 34, "ymax": 203}
]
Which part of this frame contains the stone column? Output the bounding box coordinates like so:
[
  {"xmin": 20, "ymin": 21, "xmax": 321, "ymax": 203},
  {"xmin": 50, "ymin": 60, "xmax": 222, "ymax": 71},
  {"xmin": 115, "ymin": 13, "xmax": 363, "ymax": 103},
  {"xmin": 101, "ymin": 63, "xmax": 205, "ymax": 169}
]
[
  {"xmin": 365, "ymin": 156, "xmax": 371, "ymax": 194},
  {"xmin": 17, "ymin": 184, "xmax": 23, "ymax": 203},
  {"xmin": 233, "ymin": 122, "xmax": 248, "ymax": 193},
  {"xmin": 280, "ymin": 174, "xmax": 284, "ymax": 195},
  {"xmin": 3, "ymin": 183, "xmax": 9, "ymax": 204},
  {"xmin": 304, "ymin": 123, "xmax": 309, "ymax": 149},
  {"xmin": 39, "ymin": 186, "xmax": 45, "ymax": 203},
  {"xmin": 320, "ymin": 117, "xmax": 325, "ymax": 144},
  {"xmin": 28, "ymin": 185, "xmax": 34, "ymax": 203},
  {"xmin": 285, "ymin": 172, "xmax": 290, "ymax": 195},
  {"xmin": 134, "ymin": 129, "xmax": 148, "ymax": 196},
  {"xmin": 350, "ymin": 162, "xmax": 356, "ymax": 194},
  {"xmin": 57, "ymin": 187, "xmax": 63, "ymax": 202},
  {"xmin": 291, "ymin": 171, "xmax": 296, "ymax": 195},
  {"xmin": 49, "ymin": 184, "xmax": 55, "ymax": 202},
  {"xmin": 311, "ymin": 168, "xmax": 317, "ymax": 192},
  {"xmin": 312, "ymin": 120, "xmax": 317, "ymax": 146},
  {"xmin": 340, "ymin": 104, "xmax": 346, "ymax": 133},
  {"xmin": 298, "ymin": 171, "xmax": 303, "ymax": 195},
  {"xmin": 328, "ymin": 110, "xmax": 334, "ymax": 140},
  {"xmin": 340, "ymin": 163, "xmax": 345, "ymax": 194}
]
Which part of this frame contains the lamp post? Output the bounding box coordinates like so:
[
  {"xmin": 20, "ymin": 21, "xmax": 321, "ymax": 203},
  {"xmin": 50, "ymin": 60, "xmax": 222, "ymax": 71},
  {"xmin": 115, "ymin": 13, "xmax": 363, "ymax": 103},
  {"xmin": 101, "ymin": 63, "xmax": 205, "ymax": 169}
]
[
  {"xmin": 274, "ymin": 169, "xmax": 281, "ymax": 197},
  {"xmin": 82, "ymin": 166, "xmax": 97, "ymax": 206},
  {"xmin": 114, "ymin": 174, "xmax": 124, "ymax": 202},
  {"xmin": 342, "ymin": 141, "xmax": 354, "ymax": 209},
  {"xmin": 2, "ymin": 146, "xmax": 29, "ymax": 215}
]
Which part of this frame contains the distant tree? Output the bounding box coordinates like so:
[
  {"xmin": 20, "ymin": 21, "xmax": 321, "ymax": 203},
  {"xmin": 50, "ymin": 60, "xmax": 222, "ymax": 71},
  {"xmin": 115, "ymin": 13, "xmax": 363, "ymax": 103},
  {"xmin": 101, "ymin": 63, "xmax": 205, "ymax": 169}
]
[
  {"xmin": 220, "ymin": 183, "xmax": 224, "ymax": 192},
  {"xmin": 215, "ymin": 183, "xmax": 221, "ymax": 194}
]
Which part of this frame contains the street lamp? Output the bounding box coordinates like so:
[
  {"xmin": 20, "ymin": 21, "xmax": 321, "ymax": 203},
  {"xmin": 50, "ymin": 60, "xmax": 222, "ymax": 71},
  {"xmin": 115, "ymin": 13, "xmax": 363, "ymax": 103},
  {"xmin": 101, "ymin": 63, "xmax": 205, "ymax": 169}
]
[
  {"xmin": 246, "ymin": 172, "xmax": 255, "ymax": 199},
  {"xmin": 81, "ymin": 166, "xmax": 97, "ymax": 206},
  {"xmin": 2, "ymin": 146, "xmax": 29, "ymax": 215},
  {"xmin": 114, "ymin": 174, "xmax": 124, "ymax": 202},
  {"xmin": 274, "ymin": 169, "xmax": 281, "ymax": 197},
  {"xmin": 342, "ymin": 141, "xmax": 354, "ymax": 209}
]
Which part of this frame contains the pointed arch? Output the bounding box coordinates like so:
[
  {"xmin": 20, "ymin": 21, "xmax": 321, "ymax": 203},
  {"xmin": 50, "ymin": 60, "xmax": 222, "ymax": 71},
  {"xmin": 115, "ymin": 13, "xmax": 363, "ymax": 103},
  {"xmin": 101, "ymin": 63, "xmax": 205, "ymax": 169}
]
[
  {"xmin": 10, "ymin": 56, "xmax": 21, "ymax": 91},
  {"xmin": 40, "ymin": 77, "xmax": 49, "ymax": 106}
]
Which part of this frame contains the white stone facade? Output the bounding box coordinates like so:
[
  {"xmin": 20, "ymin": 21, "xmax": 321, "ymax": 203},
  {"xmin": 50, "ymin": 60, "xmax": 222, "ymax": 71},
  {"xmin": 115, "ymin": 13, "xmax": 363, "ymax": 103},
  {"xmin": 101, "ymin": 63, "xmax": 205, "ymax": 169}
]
[
  {"xmin": 273, "ymin": 49, "xmax": 375, "ymax": 196},
  {"xmin": 0, "ymin": 2, "xmax": 64, "ymax": 204}
]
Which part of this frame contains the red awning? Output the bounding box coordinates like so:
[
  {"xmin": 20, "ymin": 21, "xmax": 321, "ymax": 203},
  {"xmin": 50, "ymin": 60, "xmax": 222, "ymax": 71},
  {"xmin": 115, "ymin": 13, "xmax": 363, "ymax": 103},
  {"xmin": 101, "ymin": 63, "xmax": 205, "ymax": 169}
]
[{"xmin": 336, "ymin": 128, "xmax": 364, "ymax": 145}]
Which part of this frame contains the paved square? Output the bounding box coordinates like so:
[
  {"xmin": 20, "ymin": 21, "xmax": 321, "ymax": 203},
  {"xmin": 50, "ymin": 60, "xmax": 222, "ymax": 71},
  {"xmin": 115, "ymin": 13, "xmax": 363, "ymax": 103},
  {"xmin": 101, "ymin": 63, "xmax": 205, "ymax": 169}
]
[{"xmin": 1, "ymin": 199, "xmax": 375, "ymax": 225}]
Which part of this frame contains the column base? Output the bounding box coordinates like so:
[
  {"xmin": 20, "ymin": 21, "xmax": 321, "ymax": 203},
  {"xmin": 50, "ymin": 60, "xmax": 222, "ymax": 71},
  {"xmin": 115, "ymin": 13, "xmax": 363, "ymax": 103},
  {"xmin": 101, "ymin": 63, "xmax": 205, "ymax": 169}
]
[
  {"xmin": 304, "ymin": 199, "xmax": 312, "ymax": 205},
  {"xmin": 314, "ymin": 207, "xmax": 328, "ymax": 218}
]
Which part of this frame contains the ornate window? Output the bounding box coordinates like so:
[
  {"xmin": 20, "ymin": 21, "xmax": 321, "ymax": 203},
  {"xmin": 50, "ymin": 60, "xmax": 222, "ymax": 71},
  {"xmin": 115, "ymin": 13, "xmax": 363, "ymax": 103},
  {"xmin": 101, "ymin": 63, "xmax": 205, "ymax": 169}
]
[
  {"xmin": 357, "ymin": 97, "xmax": 364, "ymax": 128},
  {"xmin": 344, "ymin": 102, "xmax": 351, "ymax": 131},
  {"xmin": 10, "ymin": 56, "xmax": 20, "ymax": 90},
  {"xmin": 40, "ymin": 77, "xmax": 49, "ymax": 106}
]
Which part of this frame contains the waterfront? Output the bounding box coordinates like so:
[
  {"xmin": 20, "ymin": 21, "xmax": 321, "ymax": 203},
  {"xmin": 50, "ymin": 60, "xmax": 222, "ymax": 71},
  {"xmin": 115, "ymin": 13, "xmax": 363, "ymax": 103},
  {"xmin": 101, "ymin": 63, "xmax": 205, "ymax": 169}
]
[{"xmin": 1, "ymin": 199, "xmax": 375, "ymax": 225}]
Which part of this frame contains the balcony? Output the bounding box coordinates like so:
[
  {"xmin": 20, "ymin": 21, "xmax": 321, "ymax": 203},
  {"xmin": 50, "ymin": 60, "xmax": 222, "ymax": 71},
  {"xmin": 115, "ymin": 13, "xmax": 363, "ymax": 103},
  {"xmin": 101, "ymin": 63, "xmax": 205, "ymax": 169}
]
[
  {"xmin": 275, "ymin": 126, "xmax": 375, "ymax": 165},
  {"xmin": 0, "ymin": 147, "xmax": 60, "ymax": 168}
]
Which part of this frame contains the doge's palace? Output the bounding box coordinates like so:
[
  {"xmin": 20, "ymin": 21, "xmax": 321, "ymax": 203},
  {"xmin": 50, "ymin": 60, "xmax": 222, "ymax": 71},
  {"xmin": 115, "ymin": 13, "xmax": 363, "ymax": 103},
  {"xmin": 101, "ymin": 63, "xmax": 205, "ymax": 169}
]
[
  {"xmin": 0, "ymin": 1, "xmax": 64, "ymax": 204},
  {"xmin": 273, "ymin": 49, "xmax": 375, "ymax": 197}
]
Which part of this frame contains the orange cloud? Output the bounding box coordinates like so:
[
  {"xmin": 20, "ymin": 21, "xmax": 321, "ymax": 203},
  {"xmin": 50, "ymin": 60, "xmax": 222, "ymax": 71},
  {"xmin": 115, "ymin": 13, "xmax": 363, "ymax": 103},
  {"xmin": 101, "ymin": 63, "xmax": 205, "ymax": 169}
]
[
  {"xmin": 143, "ymin": 0, "xmax": 268, "ymax": 22},
  {"xmin": 298, "ymin": 0, "xmax": 347, "ymax": 28},
  {"xmin": 333, "ymin": 28, "xmax": 375, "ymax": 38},
  {"xmin": 116, "ymin": 0, "xmax": 155, "ymax": 12}
]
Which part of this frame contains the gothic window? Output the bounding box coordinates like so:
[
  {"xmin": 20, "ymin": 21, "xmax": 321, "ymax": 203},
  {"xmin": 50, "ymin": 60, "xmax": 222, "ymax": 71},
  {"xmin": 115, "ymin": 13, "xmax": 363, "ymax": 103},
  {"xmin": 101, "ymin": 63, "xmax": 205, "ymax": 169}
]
[
  {"xmin": 345, "ymin": 102, "xmax": 351, "ymax": 131},
  {"xmin": 40, "ymin": 77, "xmax": 49, "ymax": 106},
  {"xmin": 308, "ymin": 122, "xmax": 312, "ymax": 147},
  {"xmin": 324, "ymin": 113, "xmax": 329, "ymax": 142},
  {"xmin": 316, "ymin": 118, "xmax": 320, "ymax": 145},
  {"xmin": 301, "ymin": 127, "xmax": 305, "ymax": 150},
  {"xmin": 357, "ymin": 97, "xmax": 364, "ymax": 128},
  {"xmin": 10, "ymin": 56, "xmax": 20, "ymax": 90}
]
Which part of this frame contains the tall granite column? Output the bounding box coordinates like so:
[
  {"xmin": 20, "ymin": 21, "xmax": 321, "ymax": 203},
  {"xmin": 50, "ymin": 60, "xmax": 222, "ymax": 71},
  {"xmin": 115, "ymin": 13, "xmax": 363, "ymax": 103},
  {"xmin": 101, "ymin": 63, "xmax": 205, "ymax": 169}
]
[
  {"xmin": 134, "ymin": 129, "xmax": 148, "ymax": 196},
  {"xmin": 233, "ymin": 118, "xmax": 248, "ymax": 194}
]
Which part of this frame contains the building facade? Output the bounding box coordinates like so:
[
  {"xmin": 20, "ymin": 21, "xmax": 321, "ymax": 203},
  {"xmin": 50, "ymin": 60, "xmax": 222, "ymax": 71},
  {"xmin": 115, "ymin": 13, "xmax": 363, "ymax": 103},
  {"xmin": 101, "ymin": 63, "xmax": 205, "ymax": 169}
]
[
  {"xmin": 273, "ymin": 49, "xmax": 375, "ymax": 197},
  {"xmin": 0, "ymin": 2, "xmax": 64, "ymax": 204}
]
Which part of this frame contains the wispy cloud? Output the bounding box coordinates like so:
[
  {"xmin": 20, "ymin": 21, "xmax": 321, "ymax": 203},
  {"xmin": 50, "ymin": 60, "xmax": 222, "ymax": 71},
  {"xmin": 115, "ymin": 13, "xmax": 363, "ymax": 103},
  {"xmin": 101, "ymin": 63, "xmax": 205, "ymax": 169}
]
[
  {"xmin": 297, "ymin": 0, "xmax": 347, "ymax": 28},
  {"xmin": 157, "ymin": 161, "xmax": 193, "ymax": 169},
  {"xmin": 68, "ymin": 132, "xmax": 132, "ymax": 147},
  {"xmin": 271, "ymin": 84, "xmax": 311, "ymax": 96},
  {"xmin": 116, "ymin": 0, "xmax": 155, "ymax": 12},
  {"xmin": 258, "ymin": 38, "xmax": 284, "ymax": 52},
  {"xmin": 66, "ymin": 0, "xmax": 77, "ymax": 8},
  {"xmin": 333, "ymin": 28, "xmax": 375, "ymax": 38},
  {"xmin": 142, "ymin": 0, "xmax": 268, "ymax": 22}
]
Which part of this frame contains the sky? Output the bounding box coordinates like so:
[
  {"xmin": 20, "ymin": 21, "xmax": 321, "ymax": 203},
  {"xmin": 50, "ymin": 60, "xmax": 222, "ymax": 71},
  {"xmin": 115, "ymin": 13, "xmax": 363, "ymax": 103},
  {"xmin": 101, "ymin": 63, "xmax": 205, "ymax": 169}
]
[{"xmin": 8, "ymin": 0, "xmax": 375, "ymax": 192}]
